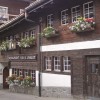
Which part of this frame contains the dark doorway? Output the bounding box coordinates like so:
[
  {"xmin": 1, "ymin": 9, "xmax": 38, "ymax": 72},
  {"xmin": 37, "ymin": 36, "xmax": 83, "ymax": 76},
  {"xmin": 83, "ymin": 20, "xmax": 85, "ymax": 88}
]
[
  {"xmin": 3, "ymin": 67, "xmax": 9, "ymax": 89},
  {"xmin": 86, "ymin": 56, "xmax": 100, "ymax": 97}
]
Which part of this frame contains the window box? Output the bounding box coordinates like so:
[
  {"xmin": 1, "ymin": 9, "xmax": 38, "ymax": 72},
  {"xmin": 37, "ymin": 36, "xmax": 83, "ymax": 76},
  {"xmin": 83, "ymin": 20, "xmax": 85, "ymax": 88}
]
[
  {"xmin": 18, "ymin": 36, "xmax": 35, "ymax": 48},
  {"xmin": 0, "ymin": 40, "xmax": 9, "ymax": 51},
  {"xmin": 42, "ymin": 27, "xmax": 59, "ymax": 39},
  {"xmin": 69, "ymin": 17, "xmax": 95, "ymax": 33}
]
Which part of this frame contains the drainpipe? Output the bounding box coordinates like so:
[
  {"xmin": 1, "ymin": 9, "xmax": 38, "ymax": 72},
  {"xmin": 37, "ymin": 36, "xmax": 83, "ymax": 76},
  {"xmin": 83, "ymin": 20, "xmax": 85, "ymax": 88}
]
[{"xmin": 38, "ymin": 17, "xmax": 42, "ymax": 97}]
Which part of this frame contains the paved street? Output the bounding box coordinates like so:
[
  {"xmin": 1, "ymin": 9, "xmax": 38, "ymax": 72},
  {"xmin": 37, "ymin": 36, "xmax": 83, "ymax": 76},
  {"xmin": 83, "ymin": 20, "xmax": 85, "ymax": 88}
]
[{"xmin": 0, "ymin": 89, "xmax": 100, "ymax": 100}]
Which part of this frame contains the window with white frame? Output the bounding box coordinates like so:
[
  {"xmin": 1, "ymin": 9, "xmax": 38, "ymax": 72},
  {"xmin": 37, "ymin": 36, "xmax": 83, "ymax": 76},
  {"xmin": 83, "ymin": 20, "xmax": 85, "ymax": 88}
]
[
  {"xmin": 61, "ymin": 9, "xmax": 69, "ymax": 25},
  {"xmin": 24, "ymin": 70, "xmax": 28, "ymax": 77},
  {"xmin": 71, "ymin": 6, "xmax": 81, "ymax": 22},
  {"xmin": 19, "ymin": 69, "xmax": 23, "ymax": 76},
  {"xmin": 63, "ymin": 57, "xmax": 71, "ymax": 72},
  {"xmin": 45, "ymin": 57, "xmax": 52, "ymax": 71},
  {"xmin": 24, "ymin": 31, "xmax": 29, "ymax": 38},
  {"xmin": 0, "ymin": 6, "xmax": 8, "ymax": 22},
  {"xmin": 47, "ymin": 14, "xmax": 53, "ymax": 27},
  {"xmin": 13, "ymin": 68, "xmax": 17, "ymax": 76},
  {"xmin": 83, "ymin": 1, "xmax": 94, "ymax": 18},
  {"xmin": 30, "ymin": 70, "xmax": 35, "ymax": 81},
  {"xmin": 30, "ymin": 29, "xmax": 35, "ymax": 37},
  {"xmin": 54, "ymin": 57, "xmax": 60, "ymax": 71}
]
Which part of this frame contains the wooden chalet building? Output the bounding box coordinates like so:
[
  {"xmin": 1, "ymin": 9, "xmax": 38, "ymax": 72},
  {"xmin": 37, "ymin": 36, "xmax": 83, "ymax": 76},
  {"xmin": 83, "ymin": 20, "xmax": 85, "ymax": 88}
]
[
  {"xmin": 0, "ymin": 0, "xmax": 31, "ymax": 89},
  {"xmin": 0, "ymin": 0, "xmax": 100, "ymax": 98}
]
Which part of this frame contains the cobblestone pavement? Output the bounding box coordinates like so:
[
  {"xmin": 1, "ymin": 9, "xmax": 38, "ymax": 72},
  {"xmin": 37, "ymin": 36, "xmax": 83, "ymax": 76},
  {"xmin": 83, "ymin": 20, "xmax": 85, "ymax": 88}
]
[{"xmin": 0, "ymin": 89, "xmax": 100, "ymax": 100}]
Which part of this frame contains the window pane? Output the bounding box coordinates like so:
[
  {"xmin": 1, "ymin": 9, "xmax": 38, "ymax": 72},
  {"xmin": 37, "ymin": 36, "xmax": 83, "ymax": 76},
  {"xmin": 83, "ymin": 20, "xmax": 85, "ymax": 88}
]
[{"xmin": 72, "ymin": 6, "xmax": 80, "ymax": 22}]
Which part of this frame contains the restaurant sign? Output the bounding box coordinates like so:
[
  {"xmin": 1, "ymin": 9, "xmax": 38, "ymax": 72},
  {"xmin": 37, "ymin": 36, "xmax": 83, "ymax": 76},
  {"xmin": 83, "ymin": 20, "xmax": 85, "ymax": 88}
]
[{"xmin": 8, "ymin": 54, "xmax": 37, "ymax": 61}]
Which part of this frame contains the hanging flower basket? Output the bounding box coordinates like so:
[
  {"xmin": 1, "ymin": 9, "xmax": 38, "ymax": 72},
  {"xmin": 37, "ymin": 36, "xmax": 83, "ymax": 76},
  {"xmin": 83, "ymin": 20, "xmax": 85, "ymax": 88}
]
[
  {"xmin": 0, "ymin": 40, "xmax": 9, "ymax": 51},
  {"xmin": 42, "ymin": 27, "xmax": 59, "ymax": 38},
  {"xmin": 69, "ymin": 17, "xmax": 95, "ymax": 33},
  {"xmin": 18, "ymin": 36, "xmax": 35, "ymax": 48}
]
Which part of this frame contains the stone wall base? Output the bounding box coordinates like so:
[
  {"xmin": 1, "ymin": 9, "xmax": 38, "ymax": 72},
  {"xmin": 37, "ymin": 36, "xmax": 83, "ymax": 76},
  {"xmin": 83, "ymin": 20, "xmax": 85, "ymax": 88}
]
[
  {"xmin": 9, "ymin": 85, "xmax": 71, "ymax": 98},
  {"xmin": 41, "ymin": 87, "xmax": 71, "ymax": 98},
  {"xmin": 9, "ymin": 85, "xmax": 39, "ymax": 96}
]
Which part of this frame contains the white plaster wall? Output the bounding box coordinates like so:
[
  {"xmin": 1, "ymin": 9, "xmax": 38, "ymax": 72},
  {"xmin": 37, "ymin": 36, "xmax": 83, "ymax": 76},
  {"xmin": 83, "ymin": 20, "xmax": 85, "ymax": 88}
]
[
  {"xmin": 36, "ymin": 71, "xmax": 39, "ymax": 86},
  {"xmin": 0, "ymin": 63, "xmax": 4, "ymax": 84},
  {"xmin": 0, "ymin": 75, "xmax": 3, "ymax": 83},
  {"xmin": 41, "ymin": 73, "xmax": 71, "ymax": 87},
  {"xmin": 41, "ymin": 39, "xmax": 100, "ymax": 52},
  {"xmin": 9, "ymin": 69, "xmax": 12, "ymax": 77}
]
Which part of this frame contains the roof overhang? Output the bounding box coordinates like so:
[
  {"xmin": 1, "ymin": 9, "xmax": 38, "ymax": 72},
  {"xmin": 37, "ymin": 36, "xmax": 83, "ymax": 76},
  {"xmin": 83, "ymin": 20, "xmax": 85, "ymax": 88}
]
[{"xmin": 0, "ymin": 0, "xmax": 54, "ymax": 33}]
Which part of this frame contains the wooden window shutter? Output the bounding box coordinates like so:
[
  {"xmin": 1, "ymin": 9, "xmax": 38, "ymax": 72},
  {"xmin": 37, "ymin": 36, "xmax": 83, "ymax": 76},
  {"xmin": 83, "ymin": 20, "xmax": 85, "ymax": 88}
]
[
  {"xmin": 51, "ymin": 56, "xmax": 54, "ymax": 71},
  {"xmin": 60, "ymin": 56, "xmax": 63, "ymax": 72}
]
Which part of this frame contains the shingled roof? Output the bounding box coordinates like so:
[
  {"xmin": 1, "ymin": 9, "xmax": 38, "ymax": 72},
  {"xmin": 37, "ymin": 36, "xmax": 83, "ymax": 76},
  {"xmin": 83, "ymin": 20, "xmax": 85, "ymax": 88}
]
[{"xmin": 0, "ymin": 0, "xmax": 53, "ymax": 32}]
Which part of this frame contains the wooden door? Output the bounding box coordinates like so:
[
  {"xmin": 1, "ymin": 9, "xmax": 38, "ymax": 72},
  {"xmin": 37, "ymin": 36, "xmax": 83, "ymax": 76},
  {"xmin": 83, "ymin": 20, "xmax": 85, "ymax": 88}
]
[
  {"xmin": 86, "ymin": 56, "xmax": 100, "ymax": 97},
  {"xmin": 3, "ymin": 67, "xmax": 9, "ymax": 89}
]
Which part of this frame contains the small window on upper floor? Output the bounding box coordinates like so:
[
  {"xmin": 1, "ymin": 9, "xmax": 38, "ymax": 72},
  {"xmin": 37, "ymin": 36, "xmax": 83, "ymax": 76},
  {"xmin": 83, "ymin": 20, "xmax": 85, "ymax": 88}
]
[
  {"xmin": 61, "ymin": 9, "xmax": 69, "ymax": 25},
  {"xmin": 24, "ymin": 31, "xmax": 29, "ymax": 38},
  {"xmin": 71, "ymin": 5, "xmax": 81, "ymax": 22},
  {"xmin": 0, "ymin": 6, "xmax": 8, "ymax": 22},
  {"xmin": 30, "ymin": 29, "xmax": 35, "ymax": 37},
  {"xmin": 83, "ymin": 1, "xmax": 94, "ymax": 18},
  {"xmin": 47, "ymin": 14, "xmax": 53, "ymax": 27}
]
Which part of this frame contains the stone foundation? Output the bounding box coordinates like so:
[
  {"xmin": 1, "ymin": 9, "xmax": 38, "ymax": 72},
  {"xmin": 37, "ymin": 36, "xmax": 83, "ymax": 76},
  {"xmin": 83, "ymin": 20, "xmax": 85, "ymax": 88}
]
[
  {"xmin": 9, "ymin": 85, "xmax": 38, "ymax": 96},
  {"xmin": 9, "ymin": 85, "xmax": 71, "ymax": 98},
  {"xmin": 41, "ymin": 87, "xmax": 71, "ymax": 98}
]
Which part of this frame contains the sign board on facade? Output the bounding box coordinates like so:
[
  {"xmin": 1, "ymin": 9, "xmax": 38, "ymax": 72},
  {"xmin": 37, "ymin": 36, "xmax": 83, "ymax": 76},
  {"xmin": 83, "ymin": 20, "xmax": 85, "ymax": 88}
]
[{"xmin": 8, "ymin": 54, "xmax": 37, "ymax": 61}]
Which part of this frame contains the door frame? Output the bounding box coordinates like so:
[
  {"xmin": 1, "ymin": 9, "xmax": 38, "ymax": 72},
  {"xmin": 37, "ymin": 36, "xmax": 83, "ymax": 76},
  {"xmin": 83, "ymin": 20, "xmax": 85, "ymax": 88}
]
[
  {"xmin": 3, "ymin": 67, "xmax": 9, "ymax": 89},
  {"xmin": 85, "ymin": 55, "xmax": 100, "ymax": 96}
]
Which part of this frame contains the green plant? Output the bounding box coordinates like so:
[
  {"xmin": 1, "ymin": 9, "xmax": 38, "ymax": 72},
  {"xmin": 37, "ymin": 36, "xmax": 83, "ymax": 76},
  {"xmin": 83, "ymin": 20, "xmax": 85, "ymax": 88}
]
[
  {"xmin": 0, "ymin": 40, "xmax": 9, "ymax": 51},
  {"xmin": 19, "ymin": 36, "xmax": 35, "ymax": 48},
  {"xmin": 22, "ymin": 76, "xmax": 33, "ymax": 87},
  {"xmin": 6, "ymin": 74, "xmax": 16, "ymax": 84},
  {"xmin": 69, "ymin": 17, "xmax": 95, "ymax": 33},
  {"xmin": 6, "ymin": 75, "xmax": 34, "ymax": 87},
  {"xmin": 42, "ymin": 27, "xmax": 58, "ymax": 38}
]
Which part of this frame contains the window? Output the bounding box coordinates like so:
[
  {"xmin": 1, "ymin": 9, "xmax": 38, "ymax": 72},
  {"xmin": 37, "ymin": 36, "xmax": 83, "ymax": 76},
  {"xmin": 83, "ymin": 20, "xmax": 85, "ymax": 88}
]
[
  {"xmin": 45, "ymin": 57, "xmax": 52, "ymax": 71},
  {"xmin": 91, "ymin": 63, "xmax": 99, "ymax": 74},
  {"xmin": 19, "ymin": 69, "xmax": 23, "ymax": 76},
  {"xmin": 0, "ymin": 6, "xmax": 8, "ymax": 22},
  {"xmin": 13, "ymin": 68, "xmax": 17, "ymax": 75},
  {"xmin": 61, "ymin": 9, "xmax": 69, "ymax": 25},
  {"xmin": 30, "ymin": 70, "xmax": 35, "ymax": 81},
  {"xmin": 71, "ymin": 6, "xmax": 81, "ymax": 22},
  {"xmin": 44, "ymin": 56, "xmax": 71, "ymax": 73},
  {"xmin": 30, "ymin": 29, "xmax": 35, "ymax": 37},
  {"xmin": 24, "ymin": 70, "xmax": 28, "ymax": 77},
  {"xmin": 54, "ymin": 57, "xmax": 60, "ymax": 71},
  {"xmin": 83, "ymin": 1, "xmax": 94, "ymax": 18},
  {"xmin": 24, "ymin": 32, "xmax": 29, "ymax": 38},
  {"xmin": 63, "ymin": 57, "xmax": 71, "ymax": 72},
  {"xmin": 47, "ymin": 14, "xmax": 53, "ymax": 27},
  {"xmin": 12, "ymin": 68, "xmax": 36, "ymax": 82}
]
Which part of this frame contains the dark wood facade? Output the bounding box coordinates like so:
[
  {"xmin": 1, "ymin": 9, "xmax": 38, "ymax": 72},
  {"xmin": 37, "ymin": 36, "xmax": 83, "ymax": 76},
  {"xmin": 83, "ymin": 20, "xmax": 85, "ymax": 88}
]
[{"xmin": 0, "ymin": 0, "xmax": 100, "ymax": 97}]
